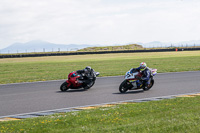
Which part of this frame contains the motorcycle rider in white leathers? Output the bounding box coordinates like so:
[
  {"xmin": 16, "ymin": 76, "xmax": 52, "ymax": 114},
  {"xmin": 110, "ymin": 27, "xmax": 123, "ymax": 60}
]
[{"xmin": 131, "ymin": 62, "xmax": 151, "ymax": 88}]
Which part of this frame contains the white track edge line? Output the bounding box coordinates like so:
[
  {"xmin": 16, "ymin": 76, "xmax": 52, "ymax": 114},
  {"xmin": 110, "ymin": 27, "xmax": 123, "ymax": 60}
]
[{"xmin": 1, "ymin": 91, "xmax": 200, "ymax": 118}]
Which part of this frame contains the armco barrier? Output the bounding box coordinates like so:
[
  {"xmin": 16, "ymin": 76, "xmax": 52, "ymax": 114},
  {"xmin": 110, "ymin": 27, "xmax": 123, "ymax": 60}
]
[{"xmin": 0, "ymin": 48, "xmax": 200, "ymax": 58}]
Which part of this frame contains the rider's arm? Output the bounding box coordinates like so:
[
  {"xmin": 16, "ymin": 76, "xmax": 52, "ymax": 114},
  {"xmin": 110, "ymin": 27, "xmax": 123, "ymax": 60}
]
[
  {"xmin": 76, "ymin": 70, "xmax": 84, "ymax": 74},
  {"xmin": 136, "ymin": 67, "xmax": 141, "ymax": 71},
  {"xmin": 76, "ymin": 70, "xmax": 85, "ymax": 80}
]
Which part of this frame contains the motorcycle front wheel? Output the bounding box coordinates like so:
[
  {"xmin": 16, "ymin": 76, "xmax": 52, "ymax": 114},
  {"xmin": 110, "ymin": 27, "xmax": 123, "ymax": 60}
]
[
  {"xmin": 119, "ymin": 80, "xmax": 130, "ymax": 93},
  {"xmin": 60, "ymin": 82, "xmax": 69, "ymax": 92}
]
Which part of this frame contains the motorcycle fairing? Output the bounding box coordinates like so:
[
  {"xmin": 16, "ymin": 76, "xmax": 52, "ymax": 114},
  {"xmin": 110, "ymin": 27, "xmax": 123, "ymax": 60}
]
[{"xmin": 67, "ymin": 71, "xmax": 82, "ymax": 88}]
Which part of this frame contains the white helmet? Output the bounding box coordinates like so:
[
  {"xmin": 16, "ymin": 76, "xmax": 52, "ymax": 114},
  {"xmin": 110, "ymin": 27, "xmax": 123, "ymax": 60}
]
[{"xmin": 140, "ymin": 62, "xmax": 147, "ymax": 71}]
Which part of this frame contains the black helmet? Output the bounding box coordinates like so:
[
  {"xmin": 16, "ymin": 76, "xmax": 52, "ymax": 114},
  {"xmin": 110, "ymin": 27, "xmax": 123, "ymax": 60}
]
[
  {"xmin": 84, "ymin": 66, "xmax": 91, "ymax": 73},
  {"xmin": 85, "ymin": 66, "xmax": 91, "ymax": 71}
]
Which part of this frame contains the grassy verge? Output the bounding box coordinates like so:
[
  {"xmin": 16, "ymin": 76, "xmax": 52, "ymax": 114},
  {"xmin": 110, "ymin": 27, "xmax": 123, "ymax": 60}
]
[
  {"xmin": 0, "ymin": 96, "xmax": 200, "ymax": 132},
  {"xmin": 0, "ymin": 51, "xmax": 200, "ymax": 84}
]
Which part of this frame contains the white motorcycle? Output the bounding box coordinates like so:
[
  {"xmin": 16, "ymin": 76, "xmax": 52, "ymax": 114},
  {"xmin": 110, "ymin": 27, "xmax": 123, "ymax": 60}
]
[{"xmin": 119, "ymin": 68, "xmax": 157, "ymax": 93}]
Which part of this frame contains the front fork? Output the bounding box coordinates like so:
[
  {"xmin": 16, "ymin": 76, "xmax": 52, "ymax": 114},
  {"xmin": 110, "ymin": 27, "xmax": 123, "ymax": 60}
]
[{"xmin": 66, "ymin": 80, "xmax": 71, "ymax": 88}]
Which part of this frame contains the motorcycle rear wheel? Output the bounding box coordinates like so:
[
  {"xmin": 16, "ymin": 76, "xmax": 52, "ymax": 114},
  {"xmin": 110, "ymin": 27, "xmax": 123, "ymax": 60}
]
[
  {"xmin": 119, "ymin": 80, "xmax": 130, "ymax": 93},
  {"xmin": 83, "ymin": 81, "xmax": 95, "ymax": 90},
  {"xmin": 143, "ymin": 79, "xmax": 154, "ymax": 91},
  {"xmin": 60, "ymin": 82, "xmax": 69, "ymax": 91}
]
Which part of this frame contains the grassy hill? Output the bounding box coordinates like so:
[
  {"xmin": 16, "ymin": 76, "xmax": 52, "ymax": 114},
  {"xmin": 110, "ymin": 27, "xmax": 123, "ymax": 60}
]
[{"xmin": 78, "ymin": 44, "xmax": 143, "ymax": 52}]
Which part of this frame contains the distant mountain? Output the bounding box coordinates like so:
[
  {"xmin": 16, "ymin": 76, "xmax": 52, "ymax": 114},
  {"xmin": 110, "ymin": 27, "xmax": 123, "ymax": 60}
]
[
  {"xmin": 1, "ymin": 40, "xmax": 200, "ymax": 54},
  {"xmin": 138, "ymin": 41, "xmax": 166, "ymax": 48},
  {"xmin": 178, "ymin": 40, "xmax": 200, "ymax": 46},
  {"xmin": 0, "ymin": 40, "xmax": 94, "ymax": 53},
  {"xmin": 139, "ymin": 40, "xmax": 200, "ymax": 48}
]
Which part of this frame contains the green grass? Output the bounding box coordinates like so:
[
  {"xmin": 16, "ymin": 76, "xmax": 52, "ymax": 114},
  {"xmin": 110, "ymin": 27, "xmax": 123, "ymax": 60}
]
[
  {"xmin": 1, "ymin": 51, "xmax": 200, "ymax": 132},
  {"xmin": 0, "ymin": 51, "xmax": 200, "ymax": 84},
  {"xmin": 1, "ymin": 96, "xmax": 200, "ymax": 133}
]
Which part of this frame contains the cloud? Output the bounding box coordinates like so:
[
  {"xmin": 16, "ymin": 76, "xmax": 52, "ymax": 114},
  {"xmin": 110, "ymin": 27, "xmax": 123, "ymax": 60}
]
[{"xmin": 0, "ymin": 0, "xmax": 200, "ymax": 49}]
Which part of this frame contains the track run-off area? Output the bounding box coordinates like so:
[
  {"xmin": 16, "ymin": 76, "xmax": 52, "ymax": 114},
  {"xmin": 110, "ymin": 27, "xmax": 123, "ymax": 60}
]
[{"xmin": 0, "ymin": 71, "xmax": 200, "ymax": 117}]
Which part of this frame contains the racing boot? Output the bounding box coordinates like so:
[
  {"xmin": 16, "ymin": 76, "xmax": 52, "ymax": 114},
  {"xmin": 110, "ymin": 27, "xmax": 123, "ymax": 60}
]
[{"xmin": 143, "ymin": 81, "xmax": 151, "ymax": 91}]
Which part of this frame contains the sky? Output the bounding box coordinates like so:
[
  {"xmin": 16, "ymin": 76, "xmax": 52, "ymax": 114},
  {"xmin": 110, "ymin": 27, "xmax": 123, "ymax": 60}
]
[{"xmin": 0, "ymin": 0, "xmax": 200, "ymax": 49}]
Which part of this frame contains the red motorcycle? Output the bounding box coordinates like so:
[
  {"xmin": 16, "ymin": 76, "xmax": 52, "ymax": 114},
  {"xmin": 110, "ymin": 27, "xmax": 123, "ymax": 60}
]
[{"xmin": 60, "ymin": 71, "xmax": 100, "ymax": 91}]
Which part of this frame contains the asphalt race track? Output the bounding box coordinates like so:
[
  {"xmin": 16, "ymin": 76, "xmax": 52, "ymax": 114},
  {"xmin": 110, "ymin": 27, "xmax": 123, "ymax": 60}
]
[{"xmin": 0, "ymin": 71, "xmax": 200, "ymax": 117}]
